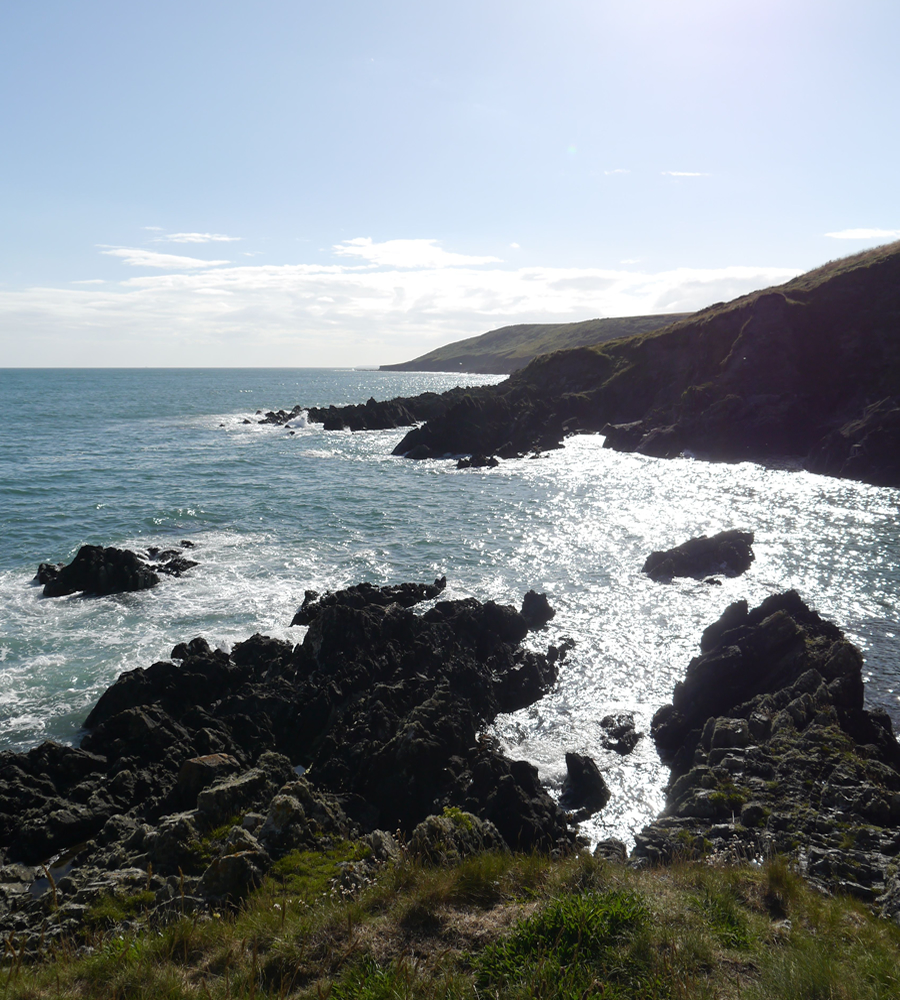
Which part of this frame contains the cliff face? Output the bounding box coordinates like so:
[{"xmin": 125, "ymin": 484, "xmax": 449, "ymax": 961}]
[{"xmin": 394, "ymin": 242, "xmax": 900, "ymax": 487}]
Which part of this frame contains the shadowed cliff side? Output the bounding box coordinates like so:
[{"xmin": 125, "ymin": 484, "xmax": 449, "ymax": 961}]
[{"xmin": 392, "ymin": 242, "xmax": 900, "ymax": 487}]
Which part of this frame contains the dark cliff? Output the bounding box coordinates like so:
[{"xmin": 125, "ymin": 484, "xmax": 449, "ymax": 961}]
[{"xmin": 393, "ymin": 242, "xmax": 900, "ymax": 487}]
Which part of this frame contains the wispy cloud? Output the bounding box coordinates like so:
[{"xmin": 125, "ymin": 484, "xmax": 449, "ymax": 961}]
[
  {"xmin": 661, "ymin": 171, "xmax": 710, "ymax": 177},
  {"xmin": 71, "ymin": 279, "xmax": 105, "ymax": 285},
  {"xmin": 1, "ymin": 238, "xmax": 801, "ymax": 366},
  {"xmin": 154, "ymin": 232, "xmax": 243, "ymax": 244},
  {"xmin": 333, "ymin": 237, "xmax": 502, "ymax": 269},
  {"xmin": 824, "ymin": 227, "xmax": 900, "ymax": 240},
  {"xmin": 604, "ymin": 168, "xmax": 630, "ymax": 175},
  {"xmin": 142, "ymin": 226, "xmax": 164, "ymax": 232},
  {"xmin": 101, "ymin": 247, "xmax": 231, "ymax": 269}
]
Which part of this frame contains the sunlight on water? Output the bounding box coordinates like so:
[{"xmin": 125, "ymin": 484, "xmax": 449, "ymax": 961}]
[{"xmin": 1, "ymin": 369, "xmax": 899, "ymax": 847}]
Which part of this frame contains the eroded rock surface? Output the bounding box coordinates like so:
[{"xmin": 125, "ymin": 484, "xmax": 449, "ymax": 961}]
[
  {"xmin": 0, "ymin": 580, "xmax": 576, "ymax": 948},
  {"xmin": 634, "ymin": 591, "xmax": 900, "ymax": 917}
]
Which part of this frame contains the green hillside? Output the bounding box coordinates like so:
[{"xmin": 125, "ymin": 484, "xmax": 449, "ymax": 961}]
[{"xmin": 380, "ymin": 313, "xmax": 691, "ymax": 374}]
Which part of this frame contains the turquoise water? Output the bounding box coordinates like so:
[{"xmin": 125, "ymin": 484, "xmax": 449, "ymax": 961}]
[{"xmin": 2, "ymin": 367, "xmax": 899, "ymax": 844}]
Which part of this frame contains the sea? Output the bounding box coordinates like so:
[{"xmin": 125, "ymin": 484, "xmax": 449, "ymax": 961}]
[{"xmin": 2, "ymin": 367, "xmax": 899, "ymax": 847}]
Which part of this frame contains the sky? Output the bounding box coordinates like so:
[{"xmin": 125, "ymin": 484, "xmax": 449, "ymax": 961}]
[{"xmin": 1, "ymin": 0, "xmax": 898, "ymax": 367}]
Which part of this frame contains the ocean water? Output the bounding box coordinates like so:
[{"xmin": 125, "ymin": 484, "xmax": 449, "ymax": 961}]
[{"xmin": 2, "ymin": 367, "xmax": 899, "ymax": 846}]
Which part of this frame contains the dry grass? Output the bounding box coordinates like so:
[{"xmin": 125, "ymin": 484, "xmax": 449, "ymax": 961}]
[{"xmin": 2, "ymin": 847, "xmax": 900, "ymax": 999}]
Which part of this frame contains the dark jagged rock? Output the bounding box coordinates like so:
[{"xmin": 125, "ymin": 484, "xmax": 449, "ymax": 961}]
[
  {"xmin": 41, "ymin": 545, "xmax": 159, "ymax": 597},
  {"xmin": 634, "ymin": 592, "xmax": 900, "ymax": 913},
  {"xmin": 34, "ymin": 562, "xmax": 63, "ymax": 586},
  {"xmin": 393, "ymin": 390, "xmax": 565, "ymax": 460},
  {"xmin": 150, "ymin": 555, "xmax": 198, "ymax": 577},
  {"xmin": 650, "ymin": 590, "xmax": 859, "ymax": 763},
  {"xmin": 520, "ymin": 590, "xmax": 556, "ymax": 630},
  {"xmin": 290, "ymin": 577, "xmax": 447, "ymax": 626},
  {"xmin": 806, "ymin": 396, "xmax": 900, "ymax": 487},
  {"xmin": 0, "ymin": 579, "xmax": 574, "ymax": 906},
  {"xmin": 599, "ymin": 713, "xmax": 642, "ymax": 755},
  {"xmin": 560, "ymin": 752, "xmax": 611, "ymax": 819},
  {"xmin": 38, "ymin": 540, "xmax": 198, "ymax": 597},
  {"xmin": 642, "ymin": 530, "xmax": 754, "ymax": 581}
]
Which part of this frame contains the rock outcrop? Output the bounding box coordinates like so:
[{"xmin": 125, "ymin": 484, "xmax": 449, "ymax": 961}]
[
  {"xmin": 37, "ymin": 541, "xmax": 197, "ymax": 597},
  {"xmin": 642, "ymin": 530, "xmax": 755, "ymax": 581},
  {"xmin": 634, "ymin": 591, "xmax": 900, "ymax": 916},
  {"xmin": 290, "ymin": 577, "xmax": 446, "ymax": 626},
  {"xmin": 0, "ymin": 580, "xmax": 576, "ymax": 947}
]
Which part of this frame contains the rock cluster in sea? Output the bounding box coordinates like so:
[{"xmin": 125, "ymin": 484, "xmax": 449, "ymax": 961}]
[
  {"xmin": 36, "ymin": 542, "xmax": 197, "ymax": 598},
  {"xmin": 0, "ymin": 581, "xmax": 579, "ymax": 951}
]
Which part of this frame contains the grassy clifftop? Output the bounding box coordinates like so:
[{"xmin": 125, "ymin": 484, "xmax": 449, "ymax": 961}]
[
  {"xmin": 6, "ymin": 844, "xmax": 900, "ymax": 999},
  {"xmin": 380, "ymin": 314, "xmax": 690, "ymax": 375}
]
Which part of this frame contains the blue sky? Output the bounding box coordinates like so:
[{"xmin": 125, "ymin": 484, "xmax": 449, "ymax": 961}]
[{"xmin": 1, "ymin": 0, "xmax": 898, "ymax": 366}]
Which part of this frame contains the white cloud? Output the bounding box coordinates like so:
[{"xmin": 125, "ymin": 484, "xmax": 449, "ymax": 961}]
[
  {"xmin": 333, "ymin": 237, "xmax": 503, "ymax": 269},
  {"xmin": 0, "ymin": 243, "xmax": 801, "ymax": 366},
  {"xmin": 71, "ymin": 279, "xmax": 105, "ymax": 284},
  {"xmin": 661, "ymin": 171, "xmax": 710, "ymax": 177},
  {"xmin": 509, "ymin": 242, "xmax": 521, "ymax": 249},
  {"xmin": 101, "ymin": 247, "xmax": 231, "ymax": 269},
  {"xmin": 604, "ymin": 168, "xmax": 630, "ymax": 175},
  {"xmin": 824, "ymin": 227, "xmax": 900, "ymax": 240},
  {"xmin": 620, "ymin": 258, "xmax": 641, "ymax": 265},
  {"xmin": 142, "ymin": 226, "xmax": 164, "ymax": 231},
  {"xmin": 155, "ymin": 232, "xmax": 242, "ymax": 243}
]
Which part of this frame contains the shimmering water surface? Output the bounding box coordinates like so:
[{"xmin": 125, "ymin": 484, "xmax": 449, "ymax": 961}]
[{"xmin": 2, "ymin": 368, "xmax": 899, "ymax": 845}]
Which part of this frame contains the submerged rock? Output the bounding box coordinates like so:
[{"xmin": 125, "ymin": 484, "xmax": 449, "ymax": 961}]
[
  {"xmin": 599, "ymin": 713, "xmax": 642, "ymax": 755},
  {"xmin": 457, "ymin": 453, "xmax": 499, "ymax": 469},
  {"xmin": 642, "ymin": 529, "xmax": 754, "ymax": 581}
]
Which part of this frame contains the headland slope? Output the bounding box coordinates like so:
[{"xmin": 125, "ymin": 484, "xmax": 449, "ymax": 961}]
[{"xmin": 379, "ymin": 314, "xmax": 690, "ymax": 375}]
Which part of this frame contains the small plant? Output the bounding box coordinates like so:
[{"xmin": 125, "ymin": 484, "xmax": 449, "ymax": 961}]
[{"xmin": 475, "ymin": 890, "xmax": 648, "ymax": 995}]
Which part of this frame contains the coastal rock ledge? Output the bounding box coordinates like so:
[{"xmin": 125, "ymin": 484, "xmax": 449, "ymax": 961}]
[
  {"xmin": 0, "ymin": 580, "xmax": 581, "ymax": 949},
  {"xmin": 634, "ymin": 590, "xmax": 900, "ymax": 919}
]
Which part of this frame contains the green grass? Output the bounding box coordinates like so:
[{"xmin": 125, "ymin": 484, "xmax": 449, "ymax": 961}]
[
  {"xmin": 382, "ymin": 315, "xmax": 690, "ymax": 375},
  {"xmin": 2, "ymin": 848, "xmax": 900, "ymax": 999}
]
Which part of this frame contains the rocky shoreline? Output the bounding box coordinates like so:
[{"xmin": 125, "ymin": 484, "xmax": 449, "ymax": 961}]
[
  {"xmin": 253, "ymin": 242, "xmax": 900, "ymax": 489},
  {"xmin": 3, "ymin": 571, "xmax": 900, "ymax": 954},
  {"xmin": 0, "ymin": 582, "xmax": 581, "ymax": 952}
]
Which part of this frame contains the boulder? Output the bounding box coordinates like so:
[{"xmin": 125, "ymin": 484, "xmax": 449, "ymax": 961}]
[
  {"xmin": 197, "ymin": 851, "xmax": 266, "ymax": 903},
  {"xmin": 599, "ymin": 713, "xmax": 642, "ymax": 755},
  {"xmin": 409, "ymin": 811, "xmax": 506, "ymax": 862},
  {"xmin": 642, "ymin": 530, "xmax": 754, "ymax": 581},
  {"xmin": 168, "ymin": 754, "xmax": 242, "ymax": 812},
  {"xmin": 520, "ymin": 590, "xmax": 556, "ymax": 630},
  {"xmin": 41, "ymin": 545, "xmax": 159, "ymax": 597},
  {"xmin": 560, "ymin": 753, "xmax": 611, "ymax": 818}
]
